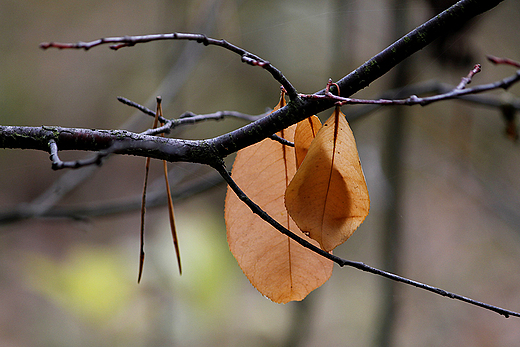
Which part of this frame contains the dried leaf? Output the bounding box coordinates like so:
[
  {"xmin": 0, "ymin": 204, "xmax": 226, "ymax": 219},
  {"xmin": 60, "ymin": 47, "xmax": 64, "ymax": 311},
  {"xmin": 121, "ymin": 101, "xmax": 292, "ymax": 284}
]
[
  {"xmin": 225, "ymin": 95, "xmax": 333, "ymax": 304},
  {"xmin": 285, "ymin": 106, "xmax": 370, "ymax": 252},
  {"xmin": 294, "ymin": 116, "xmax": 322, "ymax": 168}
]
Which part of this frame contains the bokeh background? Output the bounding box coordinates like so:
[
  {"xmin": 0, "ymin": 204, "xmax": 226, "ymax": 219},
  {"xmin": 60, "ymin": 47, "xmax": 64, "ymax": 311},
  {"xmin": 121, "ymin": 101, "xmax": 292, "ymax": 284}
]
[{"xmin": 1, "ymin": 0, "xmax": 520, "ymax": 346}]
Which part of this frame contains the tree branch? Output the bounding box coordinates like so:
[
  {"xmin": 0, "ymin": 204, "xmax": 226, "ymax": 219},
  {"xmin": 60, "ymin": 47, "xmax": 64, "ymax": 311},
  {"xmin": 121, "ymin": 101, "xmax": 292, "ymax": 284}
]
[
  {"xmin": 207, "ymin": 0, "xmax": 506, "ymax": 157},
  {"xmin": 3, "ymin": 61, "xmax": 518, "ymax": 167},
  {"xmin": 117, "ymin": 96, "xmax": 267, "ymax": 126},
  {"xmin": 1, "ymin": 0, "xmax": 516, "ymax": 318},
  {"xmin": 303, "ymin": 65, "xmax": 520, "ymax": 107},
  {"xmin": 214, "ymin": 161, "xmax": 520, "ymax": 318},
  {"xmin": 32, "ymin": 0, "xmax": 505, "ymax": 161},
  {"xmin": 333, "ymin": 0, "xmax": 505, "ymax": 98},
  {"xmin": 40, "ymin": 33, "xmax": 298, "ymax": 101}
]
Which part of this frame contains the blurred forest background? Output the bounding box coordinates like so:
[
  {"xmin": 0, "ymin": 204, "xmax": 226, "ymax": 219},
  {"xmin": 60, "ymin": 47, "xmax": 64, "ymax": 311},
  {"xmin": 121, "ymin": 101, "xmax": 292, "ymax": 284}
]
[{"xmin": 1, "ymin": 0, "xmax": 520, "ymax": 346}]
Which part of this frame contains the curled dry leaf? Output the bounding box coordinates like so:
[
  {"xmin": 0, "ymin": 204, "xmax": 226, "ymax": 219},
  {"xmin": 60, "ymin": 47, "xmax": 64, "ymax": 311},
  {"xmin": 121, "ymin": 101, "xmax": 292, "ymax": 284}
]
[
  {"xmin": 285, "ymin": 106, "xmax": 370, "ymax": 252},
  {"xmin": 225, "ymin": 95, "xmax": 333, "ymax": 304},
  {"xmin": 294, "ymin": 115, "xmax": 322, "ymax": 169}
]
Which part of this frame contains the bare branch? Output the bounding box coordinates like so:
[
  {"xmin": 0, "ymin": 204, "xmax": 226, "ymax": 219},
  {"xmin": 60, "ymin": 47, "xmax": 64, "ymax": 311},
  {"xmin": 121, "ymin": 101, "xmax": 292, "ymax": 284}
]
[
  {"xmin": 49, "ymin": 139, "xmax": 108, "ymax": 169},
  {"xmin": 3, "ymin": 57, "xmax": 519, "ymax": 170},
  {"xmin": 269, "ymin": 134, "xmax": 294, "ymax": 147},
  {"xmin": 303, "ymin": 66, "xmax": 520, "ymax": 107},
  {"xmin": 118, "ymin": 96, "xmax": 268, "ymax": 134},
  {"xmin": 41, "ymin": 33, "xmax": 298, "ymax": 101},
  {"xmin": 214, "ymin": 161, "xmax": 520, "ymax": 318},
  {"xmin": 455, "ymin": 63, "xmax": 481, "ymax": 90},
  {"xmin": 24, "ymin": 0, "xmax": 504, "ymax": 163},
  {"xmin": 487, "ymin": 55, "xmax": 520, "ymax": 68},
  {"xmin": 176, "ymin": 110, "xmax": 268, "ymax": 124},
  {"xmin": 117, "ymin": 96, "xmax": 160, "ymax": 118},
  {"xmin": 333, "ymin": 0, "xmax": 505, "ymax": 98},
  {"xmin": 343, "ymin": 80, "xmax": 520, "ymax": 123}
]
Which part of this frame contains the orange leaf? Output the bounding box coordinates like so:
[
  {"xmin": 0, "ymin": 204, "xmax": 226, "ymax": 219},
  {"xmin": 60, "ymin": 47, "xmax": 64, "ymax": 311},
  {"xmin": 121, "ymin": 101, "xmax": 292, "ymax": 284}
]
[
  {"xmin": 225, "ymin": 95, "xmax": 333, "ymax": 304},
  {"xmin": 285, "ymin": 106, "xmax": 370, "ymax": 252},
  {"xmin": 294, "ymin": 116, "xmax": 322, "ymax": 168}
]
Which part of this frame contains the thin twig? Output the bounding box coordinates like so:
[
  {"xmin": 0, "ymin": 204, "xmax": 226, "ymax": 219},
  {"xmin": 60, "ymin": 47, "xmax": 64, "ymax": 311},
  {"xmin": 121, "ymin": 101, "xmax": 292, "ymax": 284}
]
[
  {"xmin": 48, "ymin": 139, "xmax": 110, "ymax": 169},
  {"xmin": 47, "ymin": 97, "xmax": 270, "ymax": 171},
  {"xmin": 343, "ymin": 80, "xmax": 520, "ymax": 123},
  {"xmin": 213, "ymin": 160, "xmax": 520, "ymax": 318},
  {"xmin": 118, "ymin": 96, "xmax": 268, "ymax": 130},
  {"xmin": 455, "ymin": 64, "xmax": 481, "ymax": 90},
  {"xmin": 118, "ymin": 96, "xmax": 265, "ymax": 122},
  {"xmin": 487, "ymin": 55, "xmax": 520, "ymax": 68},
  {"xmin": 178, "ymin": 110, "xmax": 268, "ymax": 123},
  {"xmin": 41, "ymin": 33, "xmax": 298, "ymax": 101},
  {"xmin": 269, "ymin": 134, "xmax": 294, "ymax": 147},
  {"xmin": 303, "ymin": 67, "xmax": 520, "ymax": 107},
  {"xmin": 117, "ymin": 96, "xmax": 160, "ymax": 118}
]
